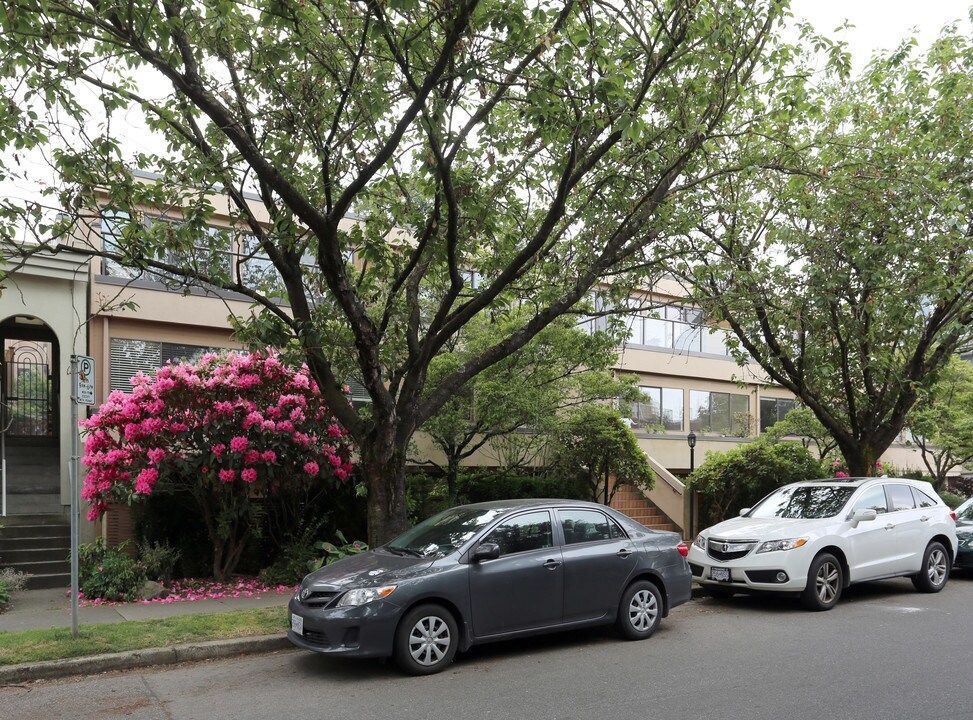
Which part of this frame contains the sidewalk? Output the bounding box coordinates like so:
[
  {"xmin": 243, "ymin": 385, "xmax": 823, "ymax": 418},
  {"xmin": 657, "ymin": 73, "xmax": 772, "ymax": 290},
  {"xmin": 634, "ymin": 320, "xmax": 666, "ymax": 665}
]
[
  {"xmin": 0, "ymin": 585, "xmax": 294, "ymax": 633},
  {"xmin": 0, "ymin": 586, "xmax": 295, "ymax": 684}
]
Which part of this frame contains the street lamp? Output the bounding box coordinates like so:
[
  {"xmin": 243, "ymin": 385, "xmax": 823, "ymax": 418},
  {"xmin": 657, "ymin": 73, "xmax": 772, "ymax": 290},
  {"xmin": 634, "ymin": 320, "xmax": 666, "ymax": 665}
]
[{"xmin": 687, "ymin": 431, "xmax": 697, "ymax": 540}]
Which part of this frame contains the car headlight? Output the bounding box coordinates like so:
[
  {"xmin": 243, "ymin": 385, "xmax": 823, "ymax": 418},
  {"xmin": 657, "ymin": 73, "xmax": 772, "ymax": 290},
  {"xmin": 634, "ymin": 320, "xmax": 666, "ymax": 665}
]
[
  {"xmin": 336, "ymin": 585, "xmax": 397, "ymax": 607},
  {"xmin": 693, "ymin": 534, "xmax": 707, "ymax": 551},
  {"xmin": 755, "ymin": 538, "xmax": 808, "ymax": 554}
]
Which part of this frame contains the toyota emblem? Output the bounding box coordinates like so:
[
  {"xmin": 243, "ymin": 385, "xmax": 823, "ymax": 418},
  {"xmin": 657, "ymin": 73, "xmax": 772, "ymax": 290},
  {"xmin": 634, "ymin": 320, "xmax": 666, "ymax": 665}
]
[{"xmin": 300, "ymin": 588, "xmax": 310, "ymax": 601}]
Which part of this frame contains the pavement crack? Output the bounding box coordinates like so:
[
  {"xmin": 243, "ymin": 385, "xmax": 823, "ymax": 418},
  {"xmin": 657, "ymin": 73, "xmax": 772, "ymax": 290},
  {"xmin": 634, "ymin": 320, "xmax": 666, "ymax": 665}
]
[{"xmin": 140, "ymin": 675, "xmax": 174, "ymax": 720}]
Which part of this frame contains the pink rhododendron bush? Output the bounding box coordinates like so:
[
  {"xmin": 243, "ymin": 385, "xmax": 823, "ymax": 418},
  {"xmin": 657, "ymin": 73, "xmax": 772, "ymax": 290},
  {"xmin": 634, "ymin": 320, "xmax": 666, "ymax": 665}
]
[{"xmin": 81, "ymin": 349, "xmax": 355, "ymax": 580}]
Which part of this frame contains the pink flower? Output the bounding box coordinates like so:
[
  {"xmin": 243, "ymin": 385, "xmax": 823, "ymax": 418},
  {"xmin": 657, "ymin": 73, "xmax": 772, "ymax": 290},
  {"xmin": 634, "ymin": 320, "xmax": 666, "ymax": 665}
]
[
  {"xmin": 230, "ymin": 436, "xmax": 249, "ymax": 453},
  {"xmin": 261, "ymin": 450, "xmax": 277, "ymax": 463},
  {"xmin": 244, "ymin": 449, "xmax": 260, "ymax": 464},
  {"xmin": 147, "ymin": 448, "xmax": 167, "ymax": 464},
  {"xmin": 212, "ymin": 443, "xmax": 226, "ymax": 459},
  {"xmin": 327, "ymin": 423, "xmax": 344, "ymax": 438},
  {"xmin": 219, "ymin": 468, "xmax": 236, "ymax": 483},
  {"xmin": 835, "ymin": 471, "xmax": 850, "ymax": 478},
  {"xmin": 303, "ymin": 461, "xmax": 319, "ymax": 476},
  {"xmin": 135, "ymin": 467, "xmax": 159, "ymax": 494},
  {"xmin": 241, "ymin": 468, "xmax": 257, "ymax": 483}
]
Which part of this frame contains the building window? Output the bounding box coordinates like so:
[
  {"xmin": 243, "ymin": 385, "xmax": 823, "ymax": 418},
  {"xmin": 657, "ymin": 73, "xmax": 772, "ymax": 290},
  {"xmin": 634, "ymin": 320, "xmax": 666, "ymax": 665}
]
[
  {"xmin": 109, "ymin": 338, "xmax": 227, "ymax": 393},
  {"xmin": 627, "ymin": 386, "xmax": 683, "ymax": 431},
  {"xmin": 624, "ymin": 305, "xmax": 732, "ymax": 357},
  {"xmin": 759, "ymin": 397, "xmax": 796, "ymax": 433},
  {"xmin": 690, "ymin": 390, "xmax": 750, "ymax": 436}
]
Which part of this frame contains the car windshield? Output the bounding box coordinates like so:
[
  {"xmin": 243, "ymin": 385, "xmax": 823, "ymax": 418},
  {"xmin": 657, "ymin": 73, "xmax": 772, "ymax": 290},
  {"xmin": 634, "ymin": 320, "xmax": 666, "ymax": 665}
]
[
  {"xmin": 386, "ymin": 506, "xmax": 505, "ymax": 557},
  {"xmin": 749, "ymin": 486, "xmax": 856, "ymax": 519}
]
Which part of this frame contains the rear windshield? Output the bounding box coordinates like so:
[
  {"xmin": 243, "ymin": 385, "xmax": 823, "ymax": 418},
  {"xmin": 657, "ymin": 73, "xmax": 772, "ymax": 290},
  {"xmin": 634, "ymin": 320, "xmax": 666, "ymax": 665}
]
[{"xmin": 749, "ymin": 486, "xmax": 856, "ymax": 519}]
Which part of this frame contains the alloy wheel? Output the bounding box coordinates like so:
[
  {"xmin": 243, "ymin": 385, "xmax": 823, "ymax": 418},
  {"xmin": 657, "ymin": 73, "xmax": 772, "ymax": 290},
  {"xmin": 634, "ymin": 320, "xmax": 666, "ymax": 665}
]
[
  {"xmin": 815, "ymin": 560, "xmax": 840, "ymax": 604},
  {"xmin": 927, "ymin": 547, "xmax": 948, "ymax": 587}
]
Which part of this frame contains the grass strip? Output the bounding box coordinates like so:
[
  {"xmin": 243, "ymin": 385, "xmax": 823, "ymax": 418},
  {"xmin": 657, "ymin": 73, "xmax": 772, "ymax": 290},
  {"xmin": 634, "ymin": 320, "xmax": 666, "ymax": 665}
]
[{"xmin": 0, "ymin": 606, "xmax": 287, "ymax": 666}]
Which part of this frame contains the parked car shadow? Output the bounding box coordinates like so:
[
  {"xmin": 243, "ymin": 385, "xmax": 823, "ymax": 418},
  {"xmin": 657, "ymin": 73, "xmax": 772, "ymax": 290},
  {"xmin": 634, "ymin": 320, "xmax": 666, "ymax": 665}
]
[{"xmin": 696, "ymin": 576, "xmax": 932, "ymax": 612}]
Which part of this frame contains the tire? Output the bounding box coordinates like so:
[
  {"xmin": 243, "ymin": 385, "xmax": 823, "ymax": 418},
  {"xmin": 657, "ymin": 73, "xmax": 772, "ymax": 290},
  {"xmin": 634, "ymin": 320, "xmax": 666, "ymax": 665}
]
[
  {"xmin": 616, "ymin": 580, "xmax": 663, "ymax": 640},
  {"xmin": 704, "ymin": 586, "xmax": 735, "ymax": 600},
  {"xmin": 801, "ymin": 553, "xmax": 843, "ymax": 611},
  {"xmin": 393, "ymin": 604, "xmax": 459, "ymax": 676},
  {"xmin": 911, "ymin": 541, "xmax": 950, "ymax": 593}
]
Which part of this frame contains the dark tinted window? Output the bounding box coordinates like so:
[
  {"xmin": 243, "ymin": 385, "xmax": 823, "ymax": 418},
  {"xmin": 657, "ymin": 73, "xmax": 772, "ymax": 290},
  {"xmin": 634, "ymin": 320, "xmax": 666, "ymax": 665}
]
[
  {"xmin": 558, "ymin": 509, "xmax": 626, "ymax": 545},
  {"xmin": 852, "ymin": 486, "xmax": 888, "ymax": 515},
  {"xmin": 483, "ymin": 511, "xmax": 553, "ymax": 556},
  {"xmin": 911, "ymin": 487, "xmax": 938, "ymax": 509},
  {"xmin": 887, "ymin": 484, "xmax": 916, "ymax": 511}
]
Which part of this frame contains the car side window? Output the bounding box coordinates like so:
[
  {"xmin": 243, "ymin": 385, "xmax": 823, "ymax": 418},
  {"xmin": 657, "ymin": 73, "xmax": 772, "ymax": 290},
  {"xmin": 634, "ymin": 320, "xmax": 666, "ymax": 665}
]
[
  {"xmin": 852, "ymin": 486, "xmax": 888, "ymax": 515},
  {"xmin": 886, "ymin": 484, "xmax": 916, "ymax": 512},
  {"xmin": 558, "ymin": 509, "xmax": 626, "ymax": 545},
  {"xmin": 911, "ymin": 487, "xmax": 938, "ymax": 509},
  {"xmin": 482, "ymin": 511, "xmax": 553, "ymax": 556}
]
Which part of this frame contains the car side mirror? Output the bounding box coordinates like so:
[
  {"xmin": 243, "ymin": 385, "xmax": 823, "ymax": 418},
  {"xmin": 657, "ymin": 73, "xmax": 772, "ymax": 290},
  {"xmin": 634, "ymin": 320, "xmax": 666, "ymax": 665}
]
[
  {"xmin": 471, "ymin": 542, "xmax": 501, "ymax": 562},
  {"xmin": 849, "ymin": 508, "xmax": 877, "ymax": 527},
  {"xmin": 739, "ymin": 508, "xmax": 751, "ymax": 517}
]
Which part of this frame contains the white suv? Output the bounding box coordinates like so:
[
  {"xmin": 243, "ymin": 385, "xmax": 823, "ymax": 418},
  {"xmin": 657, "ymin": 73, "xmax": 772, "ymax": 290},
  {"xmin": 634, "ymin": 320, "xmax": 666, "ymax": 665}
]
[{"xmin": 687, "ymin": 477, "xmax": 958, "ymax": 610}]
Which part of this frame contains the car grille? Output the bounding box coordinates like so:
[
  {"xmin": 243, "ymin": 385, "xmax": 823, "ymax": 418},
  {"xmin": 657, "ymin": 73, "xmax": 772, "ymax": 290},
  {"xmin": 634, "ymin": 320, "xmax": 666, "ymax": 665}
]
[
  {"xmin": 299, "ymin": 590, "xmax": 340, "ymax": 608},
  {"xmin": 689, "ymin": 562, "xmax": 704, "ymax": 577},
  {"xmin": 706, "ymin": 538, "xmax": 757, "ymax": 562},
  {"xmin": 303, "ymin": 629, "xmax": 331, "ymax": 648}
]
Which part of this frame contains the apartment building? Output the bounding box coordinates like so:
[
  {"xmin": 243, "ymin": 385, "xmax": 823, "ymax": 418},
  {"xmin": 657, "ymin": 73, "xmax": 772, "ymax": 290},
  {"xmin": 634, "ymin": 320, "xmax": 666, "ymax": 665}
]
[{"xmin": 0, "ymin": 175, "xmax": 927, "ymax": 541}]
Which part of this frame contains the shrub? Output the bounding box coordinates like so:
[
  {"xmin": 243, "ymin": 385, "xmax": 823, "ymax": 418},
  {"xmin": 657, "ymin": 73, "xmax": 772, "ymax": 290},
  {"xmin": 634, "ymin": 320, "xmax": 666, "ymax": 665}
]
[
  {"xmin": 138, "ymin": 541, "xmax": 181, "ymax": 583},
  {"xmin": 939, "ymin": 491, "xmax": 965, "ymax": 509},
  {"xmin": 0, "ymin": 567, "xmax": 30, "ymax": 610},
  {"xmin": 308, "ymin": 531, "xmax": 367, "ymax": 572},
  {"xmin": 688, "ymin": 441, "xmax": 825, "ymax": 527},
  {"xmin": 78, "ymin": 539, "xmax": 147, "ymax": 602}
]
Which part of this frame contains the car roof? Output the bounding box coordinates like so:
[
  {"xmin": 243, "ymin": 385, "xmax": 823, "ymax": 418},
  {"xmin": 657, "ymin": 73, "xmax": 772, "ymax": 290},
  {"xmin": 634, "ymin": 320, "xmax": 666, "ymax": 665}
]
[
  {"xmin": 451, "ymin": 498, "xmax": 608, "ymax": 514},
  {"xmin": 788, "ymin": 477, "xmax": 927, "ymax": 489}
]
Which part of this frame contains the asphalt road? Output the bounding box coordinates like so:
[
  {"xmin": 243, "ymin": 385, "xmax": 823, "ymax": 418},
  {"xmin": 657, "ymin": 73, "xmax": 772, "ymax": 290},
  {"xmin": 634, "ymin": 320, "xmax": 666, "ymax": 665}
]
[{"xmin": 3, "ymin": 573, "xmax": 972, "ymax": 720}]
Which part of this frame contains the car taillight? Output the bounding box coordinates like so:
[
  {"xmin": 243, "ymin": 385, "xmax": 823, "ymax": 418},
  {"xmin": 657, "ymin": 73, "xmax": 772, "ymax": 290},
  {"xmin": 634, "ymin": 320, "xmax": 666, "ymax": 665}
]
[
  {"xmin": 676, "ymin": 542, "xmax": 689, "ymax": 557},
  {"xmin": 950, "ymin": 511, "xmax": 957, "ymax": 522}
]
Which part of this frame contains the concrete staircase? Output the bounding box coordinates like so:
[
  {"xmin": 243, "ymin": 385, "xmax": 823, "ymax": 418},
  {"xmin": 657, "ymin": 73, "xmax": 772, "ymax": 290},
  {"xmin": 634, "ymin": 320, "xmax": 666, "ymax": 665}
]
[
  {"xmin": 3, "ymin": 442, "xmax": 62, "ymax": 514},
  {"xmin": 611, "ymin": 483, "xmax": 679, "ymax": 534},
  {"xmin": 0, "ymin": 514, "xmax": 70, "ymax": 590}
]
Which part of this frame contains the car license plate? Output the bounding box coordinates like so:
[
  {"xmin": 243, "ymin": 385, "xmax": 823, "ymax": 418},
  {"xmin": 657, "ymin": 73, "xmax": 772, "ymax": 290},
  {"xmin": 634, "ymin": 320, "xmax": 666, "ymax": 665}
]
[
  {"xmin": 290, "ymin": 613, "xmax": 304, "ymax": 636},
  {"xmin": 711, "ymin": 567, "xmax": 730, "ymax": 582}
]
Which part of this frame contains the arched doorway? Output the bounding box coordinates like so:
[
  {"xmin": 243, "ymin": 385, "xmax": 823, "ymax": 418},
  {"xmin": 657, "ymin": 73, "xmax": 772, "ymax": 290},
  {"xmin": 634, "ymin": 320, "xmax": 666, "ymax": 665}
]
[{"xmin": 0, "ymin": 316, "xmax": 61, "ymax": 515}]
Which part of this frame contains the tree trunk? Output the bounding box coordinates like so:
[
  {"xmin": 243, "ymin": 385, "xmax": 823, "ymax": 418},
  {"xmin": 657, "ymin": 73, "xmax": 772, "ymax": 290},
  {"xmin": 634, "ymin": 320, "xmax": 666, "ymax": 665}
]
[
  {"xmin": 446, "ymin": 455, "xmax": 460, "ymax": 507},
  {"xmin": 361, "ymin": 443, "xmax": 410, "ymax": 547}
]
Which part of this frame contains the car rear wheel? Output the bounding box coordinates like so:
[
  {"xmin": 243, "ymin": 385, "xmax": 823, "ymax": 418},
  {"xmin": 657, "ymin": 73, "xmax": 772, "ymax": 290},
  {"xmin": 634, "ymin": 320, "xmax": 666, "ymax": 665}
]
[
  {"xmin": 393, "ymin": 604, "xmax": 459, "ymax": 675},
  {"xmin": 616, "ymin": 580, "xmax": 662, "ymax": 640},
  {"xmin": 801, "ymin": 553, "xmax": 842, "ymax": 611},
  {"xmin": 911, "ymin": 541, "xmax": 950, "ymax": 593}
]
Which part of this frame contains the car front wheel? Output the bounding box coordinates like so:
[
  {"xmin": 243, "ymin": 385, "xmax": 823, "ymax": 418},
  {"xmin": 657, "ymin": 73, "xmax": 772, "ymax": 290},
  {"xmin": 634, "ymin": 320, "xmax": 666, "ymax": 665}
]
[
  {"xmin": 912, "ymin": 541, "xmax": 950, "ymax": 593},
  {"xmin": 393, "ymin": 604, "xmax": 459, "ymax": 675},
  {"xmin": 801, "ymin": 553, "xmax": 843, "ymax": 611},
  {"xmin": 616, "ymin": 580, "xmax": 662, "ymax": 640}
]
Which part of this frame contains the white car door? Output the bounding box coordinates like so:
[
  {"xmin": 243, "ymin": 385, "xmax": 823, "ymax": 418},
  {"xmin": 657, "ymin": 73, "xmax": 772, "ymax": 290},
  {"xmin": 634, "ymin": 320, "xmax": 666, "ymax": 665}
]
[
  {"xmin": 844, "ymin": 484, "xmax": 898, "ymax": 581},
  {"xmin": 885, "ymin": 483, "xmax": 925, "ymax": 574}
]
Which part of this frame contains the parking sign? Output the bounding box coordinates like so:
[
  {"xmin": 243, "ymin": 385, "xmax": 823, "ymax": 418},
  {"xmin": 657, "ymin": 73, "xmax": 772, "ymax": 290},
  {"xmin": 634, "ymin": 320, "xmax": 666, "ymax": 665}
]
[{"xmin": 74, "ymin": 355, "xmax": 95, "ymax": 406}]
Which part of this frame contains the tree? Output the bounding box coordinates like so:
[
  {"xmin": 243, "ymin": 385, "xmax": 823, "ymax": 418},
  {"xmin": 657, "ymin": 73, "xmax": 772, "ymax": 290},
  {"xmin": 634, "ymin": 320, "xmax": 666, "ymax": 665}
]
[
  {"xmin": 550, "ymin": 405, "xmax": 653, "ymax": 504},
  {"xmin": 688, "ymin": 440, "xmax": 823, "ymax": 527},
  {"xmin": 81, "ymin": 350, "xmax": 354, "ymax": 580},
  {"xmin": 0, "ymin": 0, "xmax": 784, "ymax": 544},
  {"xmin": 763, "ymin": 406, "xmax": 837, "ymax": 460},
  {"xmin": 682, "ymin": 25, "xmax": 973, "ymax": 477},
  {"xmin": 419, "ymin": 312, "xmax": 637, "ymax": 504},
  {"xmin": 906, "ymin": 357, "xmax": 973, "ymax": 490}
]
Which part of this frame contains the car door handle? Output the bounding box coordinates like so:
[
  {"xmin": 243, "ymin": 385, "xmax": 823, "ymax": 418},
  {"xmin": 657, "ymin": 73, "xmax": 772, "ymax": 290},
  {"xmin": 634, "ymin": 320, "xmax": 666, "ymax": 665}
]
[
  {"xmin": 920, "ymin": 516, "xmax": 929, "ymax": 522},
  {"xmin": 616, "ymin": 549, "xmax": 633, "ymax": 559},
  {"xmin": 543, "ymin": 559, "xmax": 561, "ymax": 570},
  {"xmin": 885, "ymin": 523, "xmax": 895, "ymax": 531}
]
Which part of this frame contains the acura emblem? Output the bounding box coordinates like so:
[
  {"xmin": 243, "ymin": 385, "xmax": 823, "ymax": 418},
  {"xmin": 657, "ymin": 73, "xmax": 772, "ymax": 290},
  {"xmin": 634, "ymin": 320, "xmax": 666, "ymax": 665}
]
[{"xmin": 722, "ymin": 543, "xmax": 729, "ymax": 553}]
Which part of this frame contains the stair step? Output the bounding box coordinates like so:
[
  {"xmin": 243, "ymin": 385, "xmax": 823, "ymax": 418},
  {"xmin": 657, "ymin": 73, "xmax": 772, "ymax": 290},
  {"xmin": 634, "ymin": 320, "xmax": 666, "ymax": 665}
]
[
  {"xmin": 0, "ymin": 513, "xmax": 68, "ymax": 525},
  {"xmin": 5, "ymin": 559, "xmax": 71, "ymax": 576},
  {"xmin": 0, "ymin": 535, "xmax": 71, "ymax": 551},
  {"xmin": 25, "ymin": 572, "xmax": 70, "ymax": 591},
  {"xmin": 0, "ymin": 524, "xmax": 70, "ymax": 539},
  {"xmin": 2, "ymin": 547, "xmax": 68, "ymax": 563}
]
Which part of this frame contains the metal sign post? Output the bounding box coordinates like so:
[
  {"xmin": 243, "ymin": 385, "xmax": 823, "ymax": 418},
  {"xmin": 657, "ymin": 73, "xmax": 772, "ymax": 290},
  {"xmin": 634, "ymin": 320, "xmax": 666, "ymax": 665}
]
[{"xmin": 70, "ymin": 355, "xmax": 95, "ymax": 638}]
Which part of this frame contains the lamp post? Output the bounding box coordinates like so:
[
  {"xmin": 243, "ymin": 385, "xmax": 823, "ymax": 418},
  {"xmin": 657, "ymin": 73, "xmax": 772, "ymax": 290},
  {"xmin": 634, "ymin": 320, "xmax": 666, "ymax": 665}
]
[{"xmin": 687, "ymin": 431, "xmax": 697, "ymax": 539}]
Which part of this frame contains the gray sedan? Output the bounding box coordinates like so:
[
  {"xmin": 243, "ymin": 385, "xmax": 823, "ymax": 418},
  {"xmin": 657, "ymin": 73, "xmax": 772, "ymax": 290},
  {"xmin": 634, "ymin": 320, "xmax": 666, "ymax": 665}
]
[{"xmin": 288, "ymin": 498, "xmax": 692, "ymax": 675}]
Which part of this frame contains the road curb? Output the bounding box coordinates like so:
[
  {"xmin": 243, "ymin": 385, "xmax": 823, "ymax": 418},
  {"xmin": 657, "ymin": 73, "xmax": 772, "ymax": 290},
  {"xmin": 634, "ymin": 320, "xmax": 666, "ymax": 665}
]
[{"xmin": 0, "ymin": 633, "xmax": 293, "ymax": 684}]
